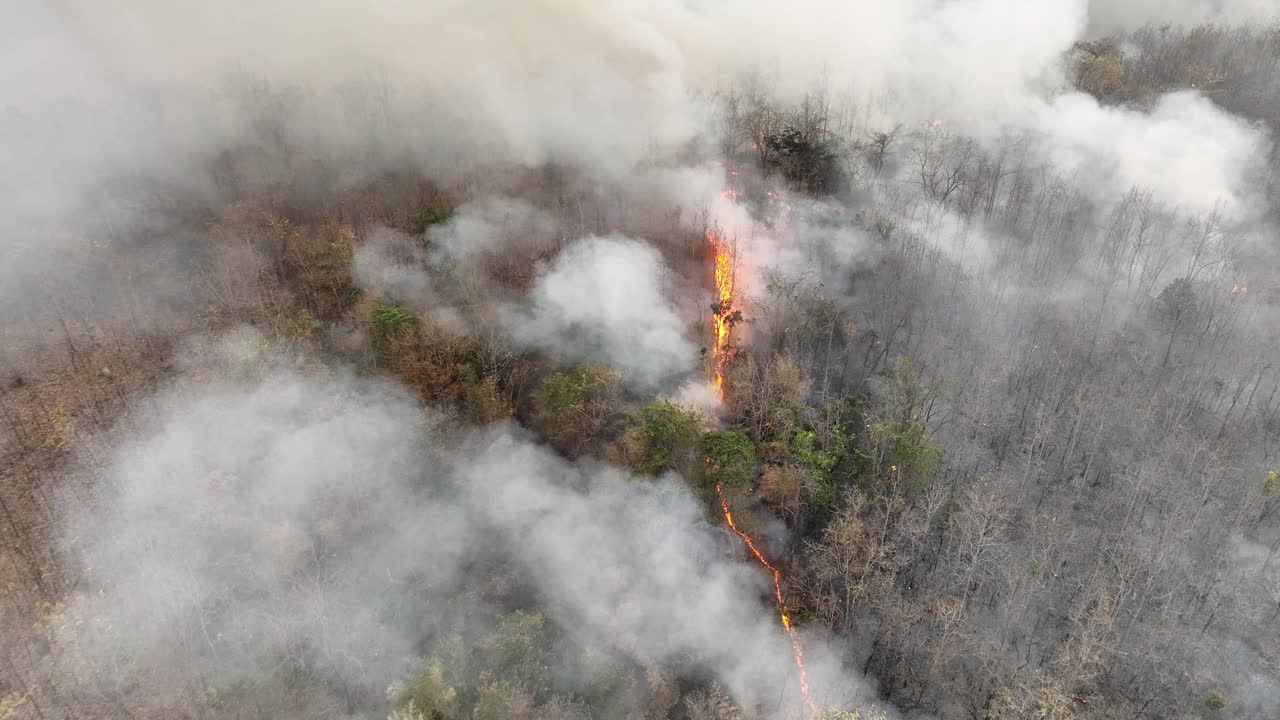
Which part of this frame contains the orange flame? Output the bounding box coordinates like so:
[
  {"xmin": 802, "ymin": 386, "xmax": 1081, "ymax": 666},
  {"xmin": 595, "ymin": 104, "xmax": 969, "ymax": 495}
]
[
  {"xmin": 708, "ymin": 229, "xmax": 735, "ymax": 398},
  {"xmin": 715, "ymin": 481, "xmax": 816, "ymax": 715}
]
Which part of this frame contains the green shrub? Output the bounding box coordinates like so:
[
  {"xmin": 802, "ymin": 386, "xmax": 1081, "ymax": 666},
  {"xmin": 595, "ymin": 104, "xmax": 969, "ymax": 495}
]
[
  {"xmin": 1205, "ymin": 691, "xmax": 1226, "ymax": 712},
  {"xmin": 802, "ymin": 473, "xmax": 839, "ymax": 515},
  {"xmin": 491, "ymin": 610, "xmax": 550, "ymax": 693},
  {"xmin": 695, "ymin": 431, "xmax": 757, "ymax": 489},
  {"xmin": 883, "ymin": 422, "xmax": 941, "ymax": 492},
  {"xmin": 859, "ymin": 358, "xmax": 943, "ymax": 493},
  {"xmin": 395, "ymin": 660, "xmax": 459, "ymax": 719},
  {"xmin": 789, "ymin": 429, "xmax": 838, "ymax": 475},
  {"xmin": 433, "ymin": 634, "xmax": 470, "ymax": 702},
  {"xmin": 532, "ymin": 366, "xmax": 621, "ymax": 455},
  {"xmin": 785, "ymin": 429, "xmax": 845, "ymax": 514},
  {"xmin": 280, "ymin": 309, "xmax": 319, "ymax": 343},
  {"xmin": 535, "ymin": 367, "xmax": 608, "ymax": 416},
  {"xmin": 633, "ymin": 401, "xmax": 704, "ymax": 475},
  {"xmin": 370, "ymin": 303, "xmax": 415, "ymax": 333}
]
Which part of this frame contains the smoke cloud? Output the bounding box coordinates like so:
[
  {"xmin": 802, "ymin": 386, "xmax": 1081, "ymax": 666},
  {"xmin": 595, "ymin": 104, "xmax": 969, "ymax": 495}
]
[
  {"xmin": 6, "ymin": 0, "xmax": 1280, "ymax": 718},
  {"xmin": 427, "ymin": 196, "xmax": 561, "ymax": 264},
  {"xmin": 59, "ymin": 337, "xmax": 871, "ymax": 715},
  {"xmin": 62, "ymin": 347, "xmax": 465, "ymax": 698},
  {"xmin": 5, "ymin": 0, "xmax": 1275, "ymax": 315},
  {"xmin": 6, "ymin": 0, "xmax": 1273, "ymax": 339},
  {"xmin": 506, "ymin": 235, "xmax": 699, "ymax": 388},
  {"xmin": 353, "ymin": 227, "xmax": 443, "ymax": 316},
  {"xmin": 1035, "ymin": 90, "xmax": 1268, "ymax": 216}
]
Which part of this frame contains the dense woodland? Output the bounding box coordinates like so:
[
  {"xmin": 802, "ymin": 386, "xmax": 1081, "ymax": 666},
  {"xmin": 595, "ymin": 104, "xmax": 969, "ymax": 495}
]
[{"xmin": 2, "ymin": 17, "xmax": 1280, "ymax": 720}]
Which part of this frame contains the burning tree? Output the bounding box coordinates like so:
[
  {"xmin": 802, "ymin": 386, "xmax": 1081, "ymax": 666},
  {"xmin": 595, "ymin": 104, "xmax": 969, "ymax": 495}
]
[{"xmin": 707, "ymin": 229, "xmax": 740, "ymax": 398}]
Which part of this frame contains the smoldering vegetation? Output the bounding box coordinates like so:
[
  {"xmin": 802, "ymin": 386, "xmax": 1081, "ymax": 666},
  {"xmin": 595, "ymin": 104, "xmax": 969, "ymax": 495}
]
[{"xmin": 2, "ymin": 2, "xmax": 1280, "ymax": 720}]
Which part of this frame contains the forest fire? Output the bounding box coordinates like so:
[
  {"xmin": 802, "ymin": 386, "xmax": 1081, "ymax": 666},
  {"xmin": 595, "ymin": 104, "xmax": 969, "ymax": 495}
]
[
  {"xmin": 707, "ymin": 229, "xmax": 736, "ymax": 398},
  {"xmin": 704, "ymin": 229, "xmax": 813, "ymax": 714},
  {"xmin": 715, "ymin": 482, "xmax": 816, "ymax": 716}
]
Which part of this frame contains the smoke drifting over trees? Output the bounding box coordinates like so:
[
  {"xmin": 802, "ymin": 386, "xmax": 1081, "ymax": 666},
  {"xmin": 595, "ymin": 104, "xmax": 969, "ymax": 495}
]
[
  {"xmin": 2, "ymin": 2, "xmax": 1280, "ymax": 720},
  {"xmin": 60, "ymin": 342, "xmax": 854, "ymax": 716},
  {"xmin": 507, "ymin": 236, "xmax": 698, "ymax": 388}
]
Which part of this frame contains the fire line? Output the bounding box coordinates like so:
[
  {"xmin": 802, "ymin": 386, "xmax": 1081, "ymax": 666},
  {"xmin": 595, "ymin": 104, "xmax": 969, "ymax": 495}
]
[
  {"xmin": 706, "ymin": 219, "xmax": 814, "ymax": 716},
  {"xmin": 715, "ymin": 482, "xmax": 816, "ymax": 715}
]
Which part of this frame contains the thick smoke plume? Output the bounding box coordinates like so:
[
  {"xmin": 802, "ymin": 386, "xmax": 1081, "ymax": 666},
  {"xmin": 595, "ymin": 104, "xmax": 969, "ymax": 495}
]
[
  {"xmin": 1035, "ymin": 91, "xmax": 1267, "ymax": 216},
  {"xmin": 506, "ymin": 236, "xmax": 699, "ymax": 388},
  {"xmin": 59, "ymin": 337, "xmax": 870, "ymax": 716},
  {"xmin": 4, "ymin": 0, "xmax": 1272, "ymax": 329}
]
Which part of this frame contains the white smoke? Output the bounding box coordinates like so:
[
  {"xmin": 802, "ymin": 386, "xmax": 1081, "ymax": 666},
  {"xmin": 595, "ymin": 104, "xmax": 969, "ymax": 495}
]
[
  {"xmin": 506, "ymin": 235, "xmax": 699, "ymax": 388},
  {"xmin": 1034, "ymin": 91, "xmax": 1269, "ymax": 217},
  {"xmin": 1086, "ymin": 0, "xmax": 1280, "ymax": 34},
  {"xmin": 4, "ymin": 0, "xmax": 1273, "ymax": 315},
  {"xmin": 353, "ymin": 227, "xmax": 440, "ymax": 313},
  {"xmin": 427, "ymin": 196, "xmax": 560, "ymax": 263},
  {"xmin": 60, "ymin": 340, "xmax": 872, "ymax": 715},
  {"xmin": 62, "ymin": 342, "xmax": 468, "ymax": 697}
]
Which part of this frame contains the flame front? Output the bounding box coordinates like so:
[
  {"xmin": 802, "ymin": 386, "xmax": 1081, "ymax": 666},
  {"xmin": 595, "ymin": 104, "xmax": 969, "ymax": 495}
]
[
  {"xmin": 707, "ymin": 205, "xmax": 811, "ymax": 715},
  {"xmin": 715, "ymin": 482, "xmax": 816, "ymax": 715},
  {"xmin": 708, "ymin": 229, "xmax": 735, "ymax": 398}
]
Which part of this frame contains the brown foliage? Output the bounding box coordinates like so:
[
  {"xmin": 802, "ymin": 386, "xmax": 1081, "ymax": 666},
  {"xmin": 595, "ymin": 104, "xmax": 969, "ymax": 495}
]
[
  {"xmin": 802, "ymin": 493, "xmax": 901, "ymax": 630},
  {"xmin": 726, "ymin": 353, "xmax": 809, "ymax": 440},
  {"xmin": 683, "ymin": 685, "xmax": 743, "ymax": 720},
  {"xmin": 1075, "ymin": 52, "xmax": 1129, "ymax": 102},
  {"xmin": 758, "ymin": 464, "xmax": 803, "ymax": 517}
]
